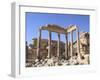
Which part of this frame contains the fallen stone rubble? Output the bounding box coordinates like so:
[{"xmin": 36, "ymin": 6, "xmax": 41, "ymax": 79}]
[{"xmin": 26, "ymin": 54, "xmax": 89, "ymax": 67}]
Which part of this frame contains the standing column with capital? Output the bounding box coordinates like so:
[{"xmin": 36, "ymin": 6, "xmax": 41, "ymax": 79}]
[
  {"xmin": 70, "ymin": 31, "xmax": 73, "ymax": 58},
  {"xmin": 37, "ymin": 28, "xmax": 41, "ymax": 59},
  {"xmin": 48, "ymin": 31, "xmax": 51, "ymax": 58},
  {"xmin": 57, "ymin": 33, "xmax": 60, "ymax": 59}
]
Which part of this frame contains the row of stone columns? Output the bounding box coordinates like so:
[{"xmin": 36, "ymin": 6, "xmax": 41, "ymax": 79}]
[
  {"xmin": 48, "ymin": 32, "xmax": 61, "ymax": 59},
  {"xmin": 37, "ymin": 30, "xmax": 62, "ymax": 59},
  {"xmin": 66, "ymin": 27, "xmax": 80, "ymax": 59},
  {"xmin": 64, "ymin": 31, "xmax": 73, "ymax": 60},
  {"xmin": 37, "ymin": 27, "xmax": 80, "ymax": 60}
]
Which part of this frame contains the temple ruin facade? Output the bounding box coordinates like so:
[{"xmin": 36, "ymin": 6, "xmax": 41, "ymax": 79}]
[
  {"xmin": 26, "ymin": 24, "xmax": 90, "ymax": 67},
  {"xmin": 37, "ymin": 24, "xmax": 80, "ymax": 60}
]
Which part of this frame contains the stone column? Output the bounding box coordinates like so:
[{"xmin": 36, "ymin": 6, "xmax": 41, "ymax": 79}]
[
  {"xmin": 57, "ymin": 33, "xmax": 60, "ymax": 58},
  {"xmin": 37, "ymin": 28, "xmax": 41, "ymax": 59},
  {"xmin": 76, "ymin": 27, "xmax": 80, "ymax": 58},
  {"xmin": 68, "ymin": 41, "xmax": 70, "ymax": 58},
  {"xmin": 70, "ymin": 31, "xmax": 73, "ymax": 58},
  {"xmin": 65, "ymin": 34, "xmax": 68, "ymax": 59},
  {"xmin": 48, "ymin": 31, "xmax": 51, "ymax": 58}
]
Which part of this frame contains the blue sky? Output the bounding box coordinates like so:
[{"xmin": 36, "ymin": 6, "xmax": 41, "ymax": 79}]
[{"xmin": 26, "ymin": 12, "xmax": 89, "ymax": 45}]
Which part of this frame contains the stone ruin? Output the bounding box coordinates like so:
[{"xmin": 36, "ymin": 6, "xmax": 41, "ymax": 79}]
[
  {"xmin": 26, "ymin": 24, "xmax": 90, "ymax": 67},
  {"xmin": 79, "ymin": 32, "xmax": 90, "ymax": 64}
]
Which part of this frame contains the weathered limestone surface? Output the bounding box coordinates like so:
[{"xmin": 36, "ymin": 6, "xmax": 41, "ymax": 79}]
[{"xmin": 79, "ymin": 32, "xmax": 90, "ymax": 64}]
